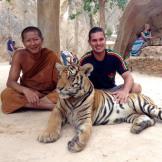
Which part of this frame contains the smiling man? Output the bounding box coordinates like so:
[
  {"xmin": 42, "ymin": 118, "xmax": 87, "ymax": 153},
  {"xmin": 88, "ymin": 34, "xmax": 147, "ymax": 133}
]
[
  {"xmin": 1, "ymin": 26, "xmax": 60, "ymax": 113},
  {"xmin": 80, "ymin": 26, "xmax": 142, "ymax": 104}
]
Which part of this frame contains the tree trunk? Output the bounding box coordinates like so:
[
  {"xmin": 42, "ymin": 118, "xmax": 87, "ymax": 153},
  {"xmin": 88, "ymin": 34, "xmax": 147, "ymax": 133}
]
[
  {"xmin": 37, "ymin": 0, "xmax": 60, "ymax": 53},
  {"xmin": 89, "ymin": 14, "xmax": 94, "ymax": 28},
  {"xmin": 74, "ymin": 16, "xmax": 79, "ymax": 54},
  {"xmin": 99, "ymin": 0, "xmax": 106, "ymax": 30}
]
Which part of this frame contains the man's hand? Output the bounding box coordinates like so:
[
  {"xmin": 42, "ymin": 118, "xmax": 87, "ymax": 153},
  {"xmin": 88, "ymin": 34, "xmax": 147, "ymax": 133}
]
[
  {"xmin": 111, "ymin": 89, "xmax": 129, "ymax": 104},
  {"xmin": 22, "ymin": 87, "xmax": 41, "ymax": 106},
  {"xmin": 111, "ymin": 71, "xmax": 133, "ymax": 104}
]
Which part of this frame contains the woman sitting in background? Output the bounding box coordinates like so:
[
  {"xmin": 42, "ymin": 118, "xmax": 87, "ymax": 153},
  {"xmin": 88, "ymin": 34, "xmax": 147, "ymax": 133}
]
[
  {"xmin": 130, "ymin": 23, "xmax": 155, "ymax": 56},
  {"xmin": 130, "ymin": 33, "xmax": 145, "ymax": 56},
  {"xmin": 141, "ymin": 23, "xmax": 153, "ymax": 42}
]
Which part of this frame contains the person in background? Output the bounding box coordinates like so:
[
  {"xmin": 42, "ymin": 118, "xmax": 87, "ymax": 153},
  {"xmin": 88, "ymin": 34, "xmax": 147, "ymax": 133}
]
[
  {"xmin": 130, "ymin": 33, "xmax": 145, "ymax": 56},
  {"xmin": 141, "ymin": 23, "xmax": 152, "ymax": 41},
  {"xmin": 12, "ymin": 41, "xmax": 18, "ymax": 50},
  {"xmin": 60, "ymin": 50, "xmax": 74, "ymax": 65},
  {"xmin": 141, "ymin": 23, "xmax": 157, "ymax": 46},
  {"xmin": 1, "ymin": 26, "xmax": 61, "ymax": 113},
  {"xmin": 80, "ymin": 26, "xmax": 142, "ymax": 104},
  {"xmin": 7, "ymin": 36, "xmax": 15, "ymax": 64}
]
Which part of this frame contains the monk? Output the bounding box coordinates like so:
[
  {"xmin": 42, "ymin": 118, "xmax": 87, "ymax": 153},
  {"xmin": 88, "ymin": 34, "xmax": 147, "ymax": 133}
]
[{"xmin": 1, "ymin": 26, "xmax": 60, "ymax": 113}]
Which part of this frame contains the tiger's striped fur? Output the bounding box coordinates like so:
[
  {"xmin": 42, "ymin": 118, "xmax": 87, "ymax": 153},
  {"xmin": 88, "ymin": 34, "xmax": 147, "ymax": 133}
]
[{"xmin": 38, "ymin": 63, "xmax": 162, "ymax": 152}]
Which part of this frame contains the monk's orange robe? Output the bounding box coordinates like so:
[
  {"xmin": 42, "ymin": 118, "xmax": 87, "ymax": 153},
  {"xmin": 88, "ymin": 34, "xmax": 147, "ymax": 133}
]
[{"xmin": 1, "ymin": 48, "xmax": 60, "ymax": 113}]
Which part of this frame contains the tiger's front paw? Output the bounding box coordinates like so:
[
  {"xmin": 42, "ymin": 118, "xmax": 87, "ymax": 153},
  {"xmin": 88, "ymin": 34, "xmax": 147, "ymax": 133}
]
[
  {"xmin": 37, "ymin": 130, "xmax": 60, "ymax": 143},
  {"xmin": 67, "ymin": 136, "xmax": 86, "ymax": 152}
]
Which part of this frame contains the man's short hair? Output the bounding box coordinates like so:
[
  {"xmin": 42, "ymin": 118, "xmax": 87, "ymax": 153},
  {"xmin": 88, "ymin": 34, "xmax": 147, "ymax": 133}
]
[
  {"xmin": 88, "ymin": 27, "xmax": 105, "ymax": 40},
  {"xmin": 21, "ymin": 26, "xmax": 43, "ymax": 41}
]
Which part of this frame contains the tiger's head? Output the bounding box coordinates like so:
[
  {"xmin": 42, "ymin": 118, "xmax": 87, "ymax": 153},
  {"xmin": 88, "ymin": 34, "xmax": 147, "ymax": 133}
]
[{"xmin": 55, "ymin": 63, "xmax": 93, "ymax": 99}]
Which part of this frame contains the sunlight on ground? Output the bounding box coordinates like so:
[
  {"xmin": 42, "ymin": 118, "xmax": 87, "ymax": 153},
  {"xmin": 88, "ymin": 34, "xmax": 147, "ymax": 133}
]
[{"xmin": 1, "ymin": 62, "xmax": 162, "ymax": 162}]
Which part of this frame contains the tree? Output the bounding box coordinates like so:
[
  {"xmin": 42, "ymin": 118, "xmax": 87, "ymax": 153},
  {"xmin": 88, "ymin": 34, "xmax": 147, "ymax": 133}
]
[
  {"xmin": 83, "ymin": 0, "xmax": 99, "ymax": 27},
  {"xmin": 37, "ymin": 0, "xmax": 60, "ymax": 53},
  {"xmin": 99, "ymin": 0, "xmax": 106, "ymax": 29},
  {"xmin": 70, "ymin": 0, "xmax": 127, "ymax": 29},
  {"xmin": 99, "ymin": 0, "xmax": 127, "ymax": 29},
  {"xmin": 68, "ymin": 0, "xmax": 80, "ymax": 54},
  {"xmin": 69, "ymin": 0, "xmax": 99, "ymax": 27}
]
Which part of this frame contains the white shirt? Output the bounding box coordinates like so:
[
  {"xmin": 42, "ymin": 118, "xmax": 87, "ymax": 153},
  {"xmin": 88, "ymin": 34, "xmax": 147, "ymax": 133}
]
[{"xmin": 61, "ymin": 51, "xmax": 73, "ymax": 58}]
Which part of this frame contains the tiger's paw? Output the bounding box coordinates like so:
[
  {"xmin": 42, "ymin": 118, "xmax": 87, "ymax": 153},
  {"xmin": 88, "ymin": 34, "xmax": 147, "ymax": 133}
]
[
  {"xmin": 131, "ymin": 116, "xmax": 155, "ymax": 134},
  {"xmin": 37, "ymin": 130, "xmax": 60, "ymax": 143},
  {"xmin": 131, "ymin": 124, "xmax": 143, "ymax": 134},
  {"xmin": 67, "ymin": 136, "xmax": 85, "ymax": 152}
]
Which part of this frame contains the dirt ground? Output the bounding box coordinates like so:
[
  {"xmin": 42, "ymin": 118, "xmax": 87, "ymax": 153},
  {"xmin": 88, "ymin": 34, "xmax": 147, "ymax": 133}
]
[{"xmin": 0, "ymin": 62, "xmax": 162, "ymax": 162}]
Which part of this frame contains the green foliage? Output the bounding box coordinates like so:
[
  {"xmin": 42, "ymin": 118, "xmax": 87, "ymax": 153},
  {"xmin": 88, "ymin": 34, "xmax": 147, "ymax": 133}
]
[
  {"xmin": 83, "ymin": 0, "xmax": 99, "ymax": 15},
  {"xmin": 83, "ymin": 0, "xmax": 127, "ymax": 16},
  {"xmin": 6, "ymin": 0, "xmax": 11, "ymax": 3},
  {"xmin": 69, "ymin": 0, "xmax": 127, "ymax": 20},
  {"xmin": 69, "ymin": 0, "xmax": 99, "ymax": 20},
  {"xmin": 105, "ymin": 27, "xmax": 112, "ymax": 37},
  {"xmin": 109, "ymin": 0, "xmax": 127, "ymax": 10},
  {"xmin": 69, "ymin": 11, "xmax": 82, "ymax": 20}
]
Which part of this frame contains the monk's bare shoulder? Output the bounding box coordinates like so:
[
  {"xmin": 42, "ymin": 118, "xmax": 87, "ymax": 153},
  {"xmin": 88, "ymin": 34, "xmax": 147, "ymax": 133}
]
[
  {"xmin": 14, "ymin": 48, "xmax": 28, "ymax": 56},
  {"xmin": 9, "ymin": 49, "xmax": 27, "ymax": 77},
  {"xmin": 12, "ymin": 49, "xmax": 28, "ymax": 62}
]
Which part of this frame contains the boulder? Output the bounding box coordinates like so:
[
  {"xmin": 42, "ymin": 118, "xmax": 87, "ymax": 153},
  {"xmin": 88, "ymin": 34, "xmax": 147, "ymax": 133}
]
[
  {"xmin": 127, "ymin": 46, "xmax": 162, "ymax": 76},
  {"xmin": 140, "ymin": 46, "xmax": 162, "ymax": 57},
  {"xmin": 114, "ymin": 0, "xmax": 162, "ymax": 58},
  {"xmin": 127, "ymin": 56, "xmax": 162, "ymax": 76}
]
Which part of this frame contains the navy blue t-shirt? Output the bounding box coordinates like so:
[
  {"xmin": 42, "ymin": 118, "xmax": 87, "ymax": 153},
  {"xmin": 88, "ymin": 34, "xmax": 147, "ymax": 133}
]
[{"xmin": 80, "ymin": 49, "xmax": 128, "ymax": 89}]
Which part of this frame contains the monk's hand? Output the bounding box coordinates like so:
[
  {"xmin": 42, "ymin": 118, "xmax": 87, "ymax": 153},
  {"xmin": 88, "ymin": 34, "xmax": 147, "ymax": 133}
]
[
  {"xmin": 34, "ymin": 91, "xmax": 45, "ymax": 98},
  {"xmin": 22, "ymin": 87, "xmax": 40, "ymax": 105},
  {"xmin": 111, "ymin": 89, "xmax": 129, "ymax": 104}
]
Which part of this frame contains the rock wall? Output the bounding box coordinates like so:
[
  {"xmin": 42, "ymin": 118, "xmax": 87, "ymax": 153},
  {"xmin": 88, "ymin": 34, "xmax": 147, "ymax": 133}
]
[
  {"xmin": 0, "ymin": 0, "xmax": 37, "ymax": 62},
  {"xmin": 128, "ymin": 57, "xmax": 162, "ymax": 76},
  {"xmin": 128, "ymin": 46, "xmax": 162, "ymax": 76},
  {"xmin": 114, "ymin": 0, "xmax": 162, "ymax": 58}
]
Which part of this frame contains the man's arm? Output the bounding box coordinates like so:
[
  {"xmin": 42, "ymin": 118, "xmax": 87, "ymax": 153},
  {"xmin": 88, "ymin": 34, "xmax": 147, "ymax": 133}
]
[
  {"xmin": 7, "ymin": 51, "xmax": 40, "ymax": 105},
  {"xmin": 141, "ymin": 31, "xmax": 152, "ymax": 39},
  {"xmin": 111, "ymin": 71, "xmax": 134, "ymax": 104},
  {"xmin": 121, "ymin": 71, "xmax": 134, "ymax": 94}
]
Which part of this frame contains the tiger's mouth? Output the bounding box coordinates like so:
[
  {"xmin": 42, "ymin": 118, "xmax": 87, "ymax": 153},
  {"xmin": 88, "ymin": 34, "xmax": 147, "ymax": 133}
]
[
  {"xmin": 59, "ymin": 93, "xmax": 70, "ymax": 99},
  {"xmin": 61, "ymin": 92, "xmax": 78, "ymax": 98},
  {"xmin": 57, "ymin": 89, "xmax": 77, "ymax": 99}
]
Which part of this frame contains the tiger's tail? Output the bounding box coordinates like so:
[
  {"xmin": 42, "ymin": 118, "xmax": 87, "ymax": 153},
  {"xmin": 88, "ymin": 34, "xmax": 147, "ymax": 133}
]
[{"xmin": 141, "ymin": 103, "xmax": 162, "ymax": 120}]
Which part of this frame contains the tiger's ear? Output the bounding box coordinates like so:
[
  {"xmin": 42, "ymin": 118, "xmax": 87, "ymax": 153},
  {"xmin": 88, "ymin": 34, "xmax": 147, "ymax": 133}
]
[
  {"xmin": 55, "ymin": 63, "xmax": 64, "ymax": 72},
  {"xmin": 80, "ymin": 63, "xmax": 93, "ymax": 76}
]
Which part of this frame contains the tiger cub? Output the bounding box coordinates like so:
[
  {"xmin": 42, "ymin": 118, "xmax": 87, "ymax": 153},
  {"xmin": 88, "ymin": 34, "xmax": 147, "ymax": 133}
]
[{"xmin": 38, "ymin": 63, "xmax": 162, "ymax": 152}]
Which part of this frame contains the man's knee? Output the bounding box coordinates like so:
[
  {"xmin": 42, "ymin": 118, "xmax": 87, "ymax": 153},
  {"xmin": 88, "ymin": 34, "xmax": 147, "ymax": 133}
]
[{"xmin": 131, "ymin": 83, "xmax": 142, "ymax": 93}]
